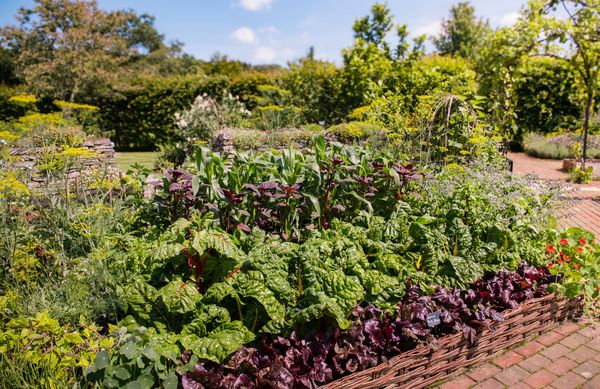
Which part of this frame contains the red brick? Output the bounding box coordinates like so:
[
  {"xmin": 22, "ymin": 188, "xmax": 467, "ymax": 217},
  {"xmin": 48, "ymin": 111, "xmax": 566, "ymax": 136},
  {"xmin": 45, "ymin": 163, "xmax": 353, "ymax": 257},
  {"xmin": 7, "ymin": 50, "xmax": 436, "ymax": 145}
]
[
  {"xmin": 507, "ymin": 383, "xmax": 532, "ymax": 389},
  {"xmin": 577, "ymin": 326, "xmax": 600, "ymax": 338},
  {"xmin": 547, "ymin": 357, "xmax": 578, "ymax": 376},
  {"xmin": 472, "ymin": 378, "xmax": 505, "ymax": 389},
  {"xmin": 560, "ymin": 333, "xmax": 588, "ymax": 349},
  {"xmin": 554, "ymin": 322, "xmax": 581, "ymax": 336},
  {"xmin": 549, "ymin": 371, "xmax": 587, "ymax": 389},
  {"xmin": 583, "ymin": 374, "xmax": 600, "ymax": 389},
  {"xmin": 572, "ymin": 360, "xmax": 600, "ymax": 379},
  {"xmin": 519, "ymin": 353, "xmax": 552, "ymax": 373},
  {"xmin": 439, "ymin": 375, "xmax": 477, "ymax": 389},
  {"xmin": 513, "ymin": 341, "xmax": 544, "ymax": 357},
  {"xmin": 493, "ymin": 351, "xmax": 524, "ymax": 368},
  {"xmin": 522, "ymin": 369, "xmax": 558, "ymax": 388},
  {"xmin": 540, "ymin": 343, "xmax": 570, "ymax": 361},
  {"xmin": 467, "ymin": 363, "xmax": 501, "ymax": 382},
  {"xmin": 588, "ymin": 336, "xmax": 600, "ymax": 352},
  {"xmin": 568, "ymin": 345, "xmax": 597, "ymax": 364},
  {"xmin": 537, "ymin": 331, "xmax": 564, "ymax": 346},
  {"xmin": 493, "ymin": 366, "xmax": 529, "ymax": 386}
]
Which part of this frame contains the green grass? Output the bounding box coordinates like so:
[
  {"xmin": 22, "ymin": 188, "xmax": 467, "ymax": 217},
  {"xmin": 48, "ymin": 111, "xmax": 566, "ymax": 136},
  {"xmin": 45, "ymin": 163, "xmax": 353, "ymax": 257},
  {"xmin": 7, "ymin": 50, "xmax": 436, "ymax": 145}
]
[{"xmin": 115, "ymin": 152, "xmax": 158, "ymax": 171}]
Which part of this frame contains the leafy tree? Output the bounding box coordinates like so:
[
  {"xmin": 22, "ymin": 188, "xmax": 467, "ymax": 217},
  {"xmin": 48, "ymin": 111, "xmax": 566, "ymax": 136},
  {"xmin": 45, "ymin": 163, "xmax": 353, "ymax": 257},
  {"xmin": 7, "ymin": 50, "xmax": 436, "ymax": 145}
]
[
  {"xmin": 433, "ymin": 2, "xmax": 491, "ymax": 60},
  {"xmin": 340, "ymin": 2, "xmax": 426, "ymax": 117},
  {"xmin": 0, "ymin": 0, "xmax": 175, "ymax": 102},
  {"xmin": 0, "ymin": 47, "xmax": 18, "ymax": 85},
  {"xmin": 524, "ymin": 0, "xmax": 599, "ymax": 164},
  {"xmin": 282, "ymin": 56, "xmax": 339, "ymax": 123},
  {"xmin": 352, "ymin": 2, "xmax": 394, "ymax": 56},
  {"xmin": 477, "ymin": 19, "xmax": 541, "ymax": 143}
]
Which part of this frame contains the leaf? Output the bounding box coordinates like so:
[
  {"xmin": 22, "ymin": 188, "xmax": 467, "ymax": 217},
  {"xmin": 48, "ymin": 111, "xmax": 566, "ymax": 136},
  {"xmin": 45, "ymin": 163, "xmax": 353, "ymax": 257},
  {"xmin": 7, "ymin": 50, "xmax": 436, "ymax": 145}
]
[
  {"xmin": 192, "ymin": 176, "xmax": 200, "ymax": 196},
  {"xmin": 307, "ymin": 194, "xmax": 322, "ymax": 218},
  {"xmin": 180, "ymin": 321, "xmax": 255, "ymax": 363},
  {"xmin": 94, "ymin": 350, "xmax": 110, "ymax": 370},
  {"xmin": 156, "ymin": 279, "xmax": 202, "ymax": 315},
  {"xmin": 163, "ymin": 373, "xmax": 179, "ymax": 389},
  {"xmin": 113, "ymin": 366, "xmax": 131, "ymax": 380},
  {"xmin": 234, "ymin": 271, "xmax": 286, "ymax": 322},
  {"xmin": 135, "ymin": 374, "xmax": 155, "ymax": 389},
  {"xmin": 120, "ymin": 278, "xmax": 159, "ymax": 324},
  {"xmin": 120, "ymin": 341, "xmax": 139, "ymax": 360},
  {"xmin": 293, "ymin": 288, "xmax": 350, "ymax": 329},
  {"xmin": 153, "ymin": 241, "xmax": 184, "ymax": 261}
]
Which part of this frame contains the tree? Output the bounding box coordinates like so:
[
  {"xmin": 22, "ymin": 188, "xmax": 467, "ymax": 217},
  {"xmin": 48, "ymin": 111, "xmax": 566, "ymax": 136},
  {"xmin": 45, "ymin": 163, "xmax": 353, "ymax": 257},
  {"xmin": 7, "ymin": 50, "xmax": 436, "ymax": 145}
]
[
  {"xmin": 433, "ymin": 2, "xmax": 491, "ymax": 60},
  {"xmin": 525, "ymin": 0, "xmax": 599, "ymax": 165},
  {"xmin": 352, "ymin": 2, "xmax": 394, "ymax": 56},
  {"xmin": 0, "ymin": 0, "xmax": 169, "ymax": 101},
  {"xmin": 0, "ymin": 47, "xmax": 18, "ymax": 85},
  {"xmin": 340, "ymin": 2, "xmax": 427, "ymax": 117}
]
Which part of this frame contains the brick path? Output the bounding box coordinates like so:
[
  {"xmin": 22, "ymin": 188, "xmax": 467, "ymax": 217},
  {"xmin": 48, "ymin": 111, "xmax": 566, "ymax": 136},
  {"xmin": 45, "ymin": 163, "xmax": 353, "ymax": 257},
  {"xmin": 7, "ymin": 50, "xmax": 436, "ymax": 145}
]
[
  {"xmin": 438, "ymin": 322, "xmax": 600, "ymax": 389},
  {"xmin": 509, "ymin": 152, "xmax": 600, "ymax": 239},
  {"xmin": 435, "ymin": 153, "xmax": 600, "ymax": 389}
]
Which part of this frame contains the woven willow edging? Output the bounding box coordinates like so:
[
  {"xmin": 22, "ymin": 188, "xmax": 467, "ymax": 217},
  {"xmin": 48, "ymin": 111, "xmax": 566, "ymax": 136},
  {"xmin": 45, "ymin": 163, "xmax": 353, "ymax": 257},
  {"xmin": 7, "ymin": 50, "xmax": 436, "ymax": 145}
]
[{"xmin": 321, "ymin": 293, "xmax": 583, "ymax": 389}]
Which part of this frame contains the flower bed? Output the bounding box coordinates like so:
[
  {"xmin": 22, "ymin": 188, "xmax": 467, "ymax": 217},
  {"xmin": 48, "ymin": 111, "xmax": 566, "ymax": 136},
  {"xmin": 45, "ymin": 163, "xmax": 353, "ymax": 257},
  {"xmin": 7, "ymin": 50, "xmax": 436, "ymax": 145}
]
[
  {"xmin": 180, "ymin": 263, "xmax": 584, "ymax": 389},
  {"xmin": 322, "ymin": 293, "xmax": 582, "ymax": 389}
]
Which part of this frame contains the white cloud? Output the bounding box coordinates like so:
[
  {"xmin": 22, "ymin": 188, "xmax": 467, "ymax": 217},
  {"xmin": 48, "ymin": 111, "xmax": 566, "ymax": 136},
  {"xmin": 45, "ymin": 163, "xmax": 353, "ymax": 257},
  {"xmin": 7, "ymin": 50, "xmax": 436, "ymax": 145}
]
[
  {"xmin": 239, "ymin": 0, "xmax": 273, "ymax": 12},
  {"xmin": 411, "ymin": 20, "xmax": 442, "ymax": 37},
  {"xmin": 231, "ymin": 27, "xmax": 256, "ymax": 44},
  {"xmin": 498, "ymin": 11, "xmax": 521, "ymax": 26},
  {"xmin": 254, "ymin": 46, "xmax": 277, "ymax": 62}
]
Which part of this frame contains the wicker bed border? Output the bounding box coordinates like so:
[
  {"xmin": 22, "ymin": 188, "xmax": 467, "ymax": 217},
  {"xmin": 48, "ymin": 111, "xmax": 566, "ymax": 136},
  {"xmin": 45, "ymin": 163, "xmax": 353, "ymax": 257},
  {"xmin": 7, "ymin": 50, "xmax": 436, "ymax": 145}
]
[{"xmin": 322, "ymin": 293, "xmax": 583, "ymax": 389}]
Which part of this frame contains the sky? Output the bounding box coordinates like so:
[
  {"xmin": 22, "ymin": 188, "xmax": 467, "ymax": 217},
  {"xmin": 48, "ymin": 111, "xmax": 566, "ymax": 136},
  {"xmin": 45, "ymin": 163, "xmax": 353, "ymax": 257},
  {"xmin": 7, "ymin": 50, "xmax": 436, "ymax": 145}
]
[{"xmin": 0, "ymin": 0, "xmax": 529, "ymax": 65}]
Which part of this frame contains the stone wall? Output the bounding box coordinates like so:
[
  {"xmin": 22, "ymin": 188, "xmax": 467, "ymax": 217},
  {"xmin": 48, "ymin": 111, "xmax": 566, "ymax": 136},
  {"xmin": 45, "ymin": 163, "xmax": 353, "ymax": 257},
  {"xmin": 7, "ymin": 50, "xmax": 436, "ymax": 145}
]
[{"xmin": 9, "ymin": 138, "xmax": 116, "ymax": 189}]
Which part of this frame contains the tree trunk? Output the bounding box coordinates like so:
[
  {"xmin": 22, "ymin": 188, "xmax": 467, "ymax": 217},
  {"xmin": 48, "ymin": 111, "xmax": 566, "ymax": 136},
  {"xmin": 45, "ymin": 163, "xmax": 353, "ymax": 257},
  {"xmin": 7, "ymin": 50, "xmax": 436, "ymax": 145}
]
[{"xmin": 582, "ymin": 88, "xmax": 594, "ymax": 169}]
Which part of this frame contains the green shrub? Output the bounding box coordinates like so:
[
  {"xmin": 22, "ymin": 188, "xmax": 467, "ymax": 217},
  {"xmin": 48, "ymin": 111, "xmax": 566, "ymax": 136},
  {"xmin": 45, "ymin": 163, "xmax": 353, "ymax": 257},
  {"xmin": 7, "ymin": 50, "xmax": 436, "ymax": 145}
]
[
  {"xmin": 514, "ymin": 57, "xmax": 581, "ymax": 136},
  {"xmin": 231, "ymin": 130, "xmax": 265, "ymax": 151},
  {"xmin": 175, "ymin": 93, "xmax": 250, "ymax": 142},
  {"xmin": 524, "ymin": 133, "xmax": 600, "ymax": 159},
  {"xmin": 568, "ymin": 166, "xmax": 593, "ymax": 183},
  {"xmin": 96, "ymin": 75, "xmax": 229, "ymax": 150},
  {"xmin": 327, "ymin": 121, "xmax": 385, "ymax": 142},
  {"xmin": 0, "ymin": 312, "xmax": 114, "ymax": 387},
  {"xmin": 253, "ymin": 105, "xmax": 302, "ymax": 130}
]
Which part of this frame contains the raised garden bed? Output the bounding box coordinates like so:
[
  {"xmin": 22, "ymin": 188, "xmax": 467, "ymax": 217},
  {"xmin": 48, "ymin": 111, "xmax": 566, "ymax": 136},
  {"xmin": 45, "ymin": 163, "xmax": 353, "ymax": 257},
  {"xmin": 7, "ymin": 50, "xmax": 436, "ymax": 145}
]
[{"xmin": 322, "ymin": 293, "xmax": 583, "ymax": 389}]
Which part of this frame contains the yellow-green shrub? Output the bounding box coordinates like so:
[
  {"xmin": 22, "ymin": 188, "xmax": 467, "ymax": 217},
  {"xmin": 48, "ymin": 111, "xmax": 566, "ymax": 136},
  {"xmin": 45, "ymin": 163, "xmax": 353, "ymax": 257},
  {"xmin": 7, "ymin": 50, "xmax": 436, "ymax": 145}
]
[{"xmin": 327, "ymin": 121, "xmax": 385, "ymax": 142}]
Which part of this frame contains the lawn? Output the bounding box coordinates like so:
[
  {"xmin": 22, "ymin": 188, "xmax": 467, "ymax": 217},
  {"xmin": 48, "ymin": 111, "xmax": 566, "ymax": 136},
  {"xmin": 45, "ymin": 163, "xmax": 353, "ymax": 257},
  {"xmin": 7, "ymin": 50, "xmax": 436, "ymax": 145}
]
[{"xmin": 115, "ymin": 151, "xmax": 158, "ymax": 171}]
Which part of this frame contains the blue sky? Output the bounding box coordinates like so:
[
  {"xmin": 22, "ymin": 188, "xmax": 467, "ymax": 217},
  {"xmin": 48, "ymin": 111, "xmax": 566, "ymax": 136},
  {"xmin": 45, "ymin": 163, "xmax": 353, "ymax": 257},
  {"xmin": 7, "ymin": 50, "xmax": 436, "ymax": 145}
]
[{"xmin": 0, "ymin": 0, "xmax": 528, "ymax": 65}]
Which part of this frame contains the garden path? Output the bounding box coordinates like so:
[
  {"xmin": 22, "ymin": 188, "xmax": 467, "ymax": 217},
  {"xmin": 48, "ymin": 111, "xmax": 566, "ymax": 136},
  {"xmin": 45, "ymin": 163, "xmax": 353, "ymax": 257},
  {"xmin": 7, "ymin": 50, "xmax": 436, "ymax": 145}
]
[
  {"xmin": 509, "ymin": 152, "xmax": 600, "ymax": 239},
  {"xmin": 435, "ymin": 153, "xmax": 600, "ymax": 389},
  {"xmin": 437, "ymin": 322, "xmax": 600, "ymax": 389}
]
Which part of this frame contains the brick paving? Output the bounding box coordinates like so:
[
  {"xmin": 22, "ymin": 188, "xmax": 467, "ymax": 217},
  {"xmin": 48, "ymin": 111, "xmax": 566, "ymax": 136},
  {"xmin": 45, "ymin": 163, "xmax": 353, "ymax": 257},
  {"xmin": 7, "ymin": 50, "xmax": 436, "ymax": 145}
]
[
  {"xmin": 435, "ymin": 153, "xmax": 600, "ymax": 389},
  {"xmin": 438, "ymin": 323, "xmax": 600, "ymax": 389},
  {"xmin": 509, "ymin": 152, "xmax": 600, "ymax": 239}
]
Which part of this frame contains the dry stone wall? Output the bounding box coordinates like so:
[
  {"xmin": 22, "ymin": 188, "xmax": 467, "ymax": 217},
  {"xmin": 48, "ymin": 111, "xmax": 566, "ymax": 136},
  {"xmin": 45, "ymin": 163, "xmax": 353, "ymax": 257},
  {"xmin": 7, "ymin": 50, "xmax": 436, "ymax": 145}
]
[{"xmin": 9, "ymin": 138, "xmax": 116, "ymax": 189}]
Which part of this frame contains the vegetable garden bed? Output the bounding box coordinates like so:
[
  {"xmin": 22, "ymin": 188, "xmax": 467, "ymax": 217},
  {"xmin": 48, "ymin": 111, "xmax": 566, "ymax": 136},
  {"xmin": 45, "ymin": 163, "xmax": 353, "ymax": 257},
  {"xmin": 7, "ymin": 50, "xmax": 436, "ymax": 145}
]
[{"xmin": 322, "ymin": 293, "xmax": 583, "ymax": 389}]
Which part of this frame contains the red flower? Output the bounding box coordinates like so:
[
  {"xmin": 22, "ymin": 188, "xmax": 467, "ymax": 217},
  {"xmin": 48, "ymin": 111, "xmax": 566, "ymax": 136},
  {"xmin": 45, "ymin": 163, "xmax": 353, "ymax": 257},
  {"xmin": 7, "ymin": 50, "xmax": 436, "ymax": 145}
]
[
  {"xmin": 565, "ymin": 256, "xmax": 571, "ymax": 262},
  {"xmin": 547, "ymin": 262, "xmax": 554, "ymax": 269},
  {"xmin": 579, "ymin": 238, "xmax": 586, "ymax": 245},
  {"xmin": 577, "ymin": 247, "xmax": 583, "ymax": 253},
  {"xmin": 558, "ymin": 259, "xmax": 564, "ymax": 265},
  {"xmin": 560, "ymin": 238, "xmax": 568, "ymax": 245},
  {"xmin": 574, "ymin": 263, "xmax": 580, "ymax": 271},
  {"xmin": 546, "ymin": 245, "xmax": 556, "ymax": 254}
]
